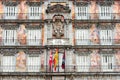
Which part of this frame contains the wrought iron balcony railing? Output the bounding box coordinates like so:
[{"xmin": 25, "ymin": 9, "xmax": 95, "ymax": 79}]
[
  {"xmin": 75, "ymin": 39, "xmax": 120, "ymax": 45},
  {"xmin": 75, "ymin": 13, "xmax": 119, "ymax": 20},
  {"xmin": 0, "ymin": 65, "xmax": 119, "ymax": 73}
]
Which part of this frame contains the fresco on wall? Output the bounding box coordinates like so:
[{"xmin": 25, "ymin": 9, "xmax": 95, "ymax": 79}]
[
  {"xmin": 0, "ymin": 1, "xmax": 4, "ymax": 19},
  {"xmin": 115, "ymin": 50, "xmax": 120, "ymax": 71},
  {"xmin": 114, "ymin": 23, "xmax": 120, "ymax": 44},
  {"xmin": 0, "ymin": 26, "xmax": 3, "ymax": 45},
  {"xmin": 90, "ymin": 24, "xmax": 100, "ymax": 44},
  {"xmin": 41, "ymin": 54, "xmax": 45, "ymax": 71},
  {"xmin": 90, "ymin": 50, "xmax": 100, "ymax": 71},
  {"xmin": 17, "ymin": 24, "xmax": 27, "ymax": 45},
  {"xmin": 113, "ymin": 1, "xmax": 120, "ymax": 19},
  {"xmin": 18, "ymin": 0, "xmax": 28, "ymax": 19},
  {"xmin": 16, "ymin": 51, "xmax": 26, "ymax": 72},
  {"xmin": 89, "ymin": 1, "xmax": 99, "ymax": 19}
]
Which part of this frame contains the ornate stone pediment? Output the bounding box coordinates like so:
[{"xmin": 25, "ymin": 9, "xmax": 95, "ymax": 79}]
[{"xmin": 46, "ymin": 4, "xmax": 71, "ymax": 13}]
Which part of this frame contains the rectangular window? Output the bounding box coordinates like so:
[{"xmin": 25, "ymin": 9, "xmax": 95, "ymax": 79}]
[
  {"xmin": 99, "ymin": 5, "xmax": 113, "ymax": 19},
  {"xmin": 27, "ymin": 29, "xmax": 42, "ymax": 45},
  {"xmin": 76, "ymin": 6, "xmax": 89, "ymax": 20},
  {"xmin": 27, "ymin": 54, "xmax": 40, "ymax": 72},
  {"xmin": 75, "ymin": 29, "xmax": 89, "ymax": 45},
  {"xmin": 100, "ymin": 29, "xmax": 113, "ymax": 45},
  {"xmin": 101, "ymin": 54, "xmax": 114, "ymax": 71},
  {"xmin": 3, "ymin": 30, "xmax": 17, "ymax": 45},
  {"xmin": 76, "ymin": 53, "xmax": 90, "ymax": 72},
  {"xmin": 28, "ymin": 6, "xmax": 42, "ymax": 19},
  {"xmin": 4, "ymin": 6, "xmax": 18, "ymax": 19},
  {"xmin": 2, "ymin": 55, "xmax": 15, "ymax": 72}
]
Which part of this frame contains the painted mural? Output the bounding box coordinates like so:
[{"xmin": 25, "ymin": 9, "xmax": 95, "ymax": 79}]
[
  {"xmin": 41, "ymin": 54, "xmax": 45, "ymax": 71},
  {"xmin": 90, "ymin": 50, "xmax": 100, "ymax": 71},
  {"xmin": 113, "ymin": 1, "xmax": 120, "ymax": 19},
  {"xmin": 89, "ymin": 1, "xmax": 99, "ymax": 19},
  {"xmin": 114, "ymin": 23, "xmax": 120, "ymax": 44},
  {"xmin": 90, "ymin": 24, "xmax": 100, "ymax": 44},
  {"xmin": 115, "ymin": 50, "xmax": 120, "ymax": 71},
  {"xmin": 0, "ymin": 1, "xmax": 4, "ymax": 19},
  {"xmin": 0, "ymin": 26, "xmax": 3, "ymax": 45},
  {"xmin": 17, "ymin": 24, "xmax": 27, "ymax": 45},
  {"xmin": 16, "ymin": 51, "xmax": 26, "ymax": 72},
  {"xmin": 18, "ymin": 0, "xmax": 28, "ymax": 19}
]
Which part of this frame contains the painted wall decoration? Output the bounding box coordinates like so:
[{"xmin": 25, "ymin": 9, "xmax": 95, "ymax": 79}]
[
  {"xmin": 89, "ymin": 1, "xmax": 99, "ymax": 19},
  {"xmin": 0, "ymin": 26, "xmax": 3, "ymax": 45},
  {"xmin": 90, "ymin": 24, "xmax": 100, "ymax": 44},
  {"xmin": 18, "ymin": 0, "xmax": 28, "ymax": 19},
  {"xmin": 0, "ymin": 1, "xmax": 4, "ymax": 19},
  {"xmin": 41, "ymin": 54, "xmax": 45, "ymax": 71},
  {"xmin": 113, "ymin": 1, "xmax": 120, "ymax": 19},
  {"xmin": 114, "ymin": 23, "xmax": 120, "ymax": 44},
  {"xmin": 16, "ymin": 51, "xmax": 26, "ymax": 72},
  {"xmin": 17, "ymin": 24, "xmax": 27, "ymax": 45},
  {"xmin": 90, "ymin": 50, "xmax": 100, "ymax": 71},
  {"xmin": 115, "ymin": 50, "xmax": 120, "ymax": 71}
]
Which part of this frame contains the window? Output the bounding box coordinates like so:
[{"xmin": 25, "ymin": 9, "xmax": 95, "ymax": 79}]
[
  {"xmin": 28, "ymin": 6, "xmax": 42, "ymax": 19},
  {"xmin": 27, "ymin": 54, "xmax": 40, "ymax": 72},
  {"xmin": 101, "ymin": 54, "xmax": 114, "ymax": 71},
  {"xmin": 76, "ymin": 5, "xmax": 89, "ymax": 20},
  {"xmin": 4, "ymin": 6, "xmax": 18, "ymax": 19},
  {"xmin": 27, "ymin": 29, "xmax": 42, "ymax": 45},
  {"xmin": 75, "ymin": 28, "xmax": 89, "ymax": 45},
  {"xmin": 2, "ymin": 55, "xmax": 15, "ymax": 72},
  {"xmin": 100, "ymin": 29, "xmax": 113, "ymax": 45},
  {"xmin": 76, "ymin": 52, "xmax": 90, "ymax": 72},
  {"xmin": 99, "ymin": 5, "xmax": 113, "ymax": 19},
  {"xmin": 3, "ymin": 29, "xmax": 17, "ymax": 45}
]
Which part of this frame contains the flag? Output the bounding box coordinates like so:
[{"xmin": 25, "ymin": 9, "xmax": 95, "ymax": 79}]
[
  {"xmin": 49, "ymin": 50, "xmax": 52, "ymax": 71},
  {"xmin": 53, "ymin": 49, "xmax": 58, "ymax": 71},
  {"xmin": 61, "ymin": 50, "xmax": 65, "ymax": 69}
]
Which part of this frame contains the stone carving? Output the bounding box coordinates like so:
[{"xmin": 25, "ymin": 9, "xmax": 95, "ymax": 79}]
[{"xmin": 52, "ymin": 15, "xmax": 64, "ymax": 38}]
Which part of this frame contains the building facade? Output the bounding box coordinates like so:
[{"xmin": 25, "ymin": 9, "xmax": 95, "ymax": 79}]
[{"xmin": 0, "ymin": 0, "xmax": 120, "ymax": 80}]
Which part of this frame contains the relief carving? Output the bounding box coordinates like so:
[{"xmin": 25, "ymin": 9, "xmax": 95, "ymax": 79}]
[{"xmin": 52, "ymin": 15, "xmax": 64, "ymax": 38}]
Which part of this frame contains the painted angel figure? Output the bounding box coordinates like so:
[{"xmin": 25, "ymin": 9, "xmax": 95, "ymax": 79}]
[
  {"xmin": 17, "ymin": 24, "xmax": 27, "ymax": 45},
  {"xmin": 113, "ymin": 1, "xmax": 120, "ymax": 19},
  {"xmin": 16, "ymin": 51, "xmax": 26, "ymax": 72},
  {"xmin": 89, "ymin": 1, "xmax": 99, "ymax": 19},
  {"xmin": 114, "ymin": 23, "xmax": 120, "ymax": 44},
  {"xmin": 90, "ymin": 24, "xmax": 100, "ymax": 44},
  {"xmin": 0, "ymin": 1, "xmax": 4, "ymax": 19},
  {"xmin": 18, "ymin": 0, "xmax": 28, "ymax": 19}
]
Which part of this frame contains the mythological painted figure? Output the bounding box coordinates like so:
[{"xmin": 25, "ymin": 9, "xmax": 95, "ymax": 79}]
[
  {"xmin": 18, "ymin": 0, "xmax": 28, "ymax": 19},
  {"xmin": 16, "ymin": 51, "xmax": 26, "ymax": 72},
  {"xmin": 113, "ymin": 1, "xmax": 120, "ymax": 19},
  {"xmin": 90, "ymin": 50, "xmax": 100, "ymax": 71},
  {"xmin": 89, "ymin": 1, "xmax": 99, "ymax": 19},
  {"xmin": 0, "ymin": 26, "xmax": 2, "ymax": 45},
  {"xmin": 90, "ymin": 24, "xmax": 100, "ymax": 44},
  {"xmin": 115, "ymin": 50, "xmax": 120, "ymax": 71},
  {"xmin": 0, "ymin": 1, "xmax": 4, "ymax": 19},
  {"xmin": 17, "ymin": 24, "xmax": 27, "ymax": 45},
  {"xmin": 114, "ymin": 23, "xmax": 120, "ymax": 44}
]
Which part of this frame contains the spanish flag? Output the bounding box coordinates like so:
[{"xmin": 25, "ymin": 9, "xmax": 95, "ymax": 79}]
[{"xmin": 53, "ymin": 49, "xmax": 58, "ymax": 71}]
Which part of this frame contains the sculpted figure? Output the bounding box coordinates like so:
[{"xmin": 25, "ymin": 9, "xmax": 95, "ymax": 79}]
[
  {"xmin": 17, "ymin": 24, "xmax": 27, "ymax": 45},
  {"xmin": 18, "ymin": 0, "xmax": 28, "ymax": 19}
]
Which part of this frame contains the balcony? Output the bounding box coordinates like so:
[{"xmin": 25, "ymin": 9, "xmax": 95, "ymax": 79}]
[
  {"xmin": 75, "ymin": 13, "xmax": 119, "ymax": 22},
  {"xmin": 75, "ymin": 39, "xmax": 120, "ymax": 46},
  {"xmin": 47, "ymin": 38, "xmax": 71, "ymax": 45}
]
